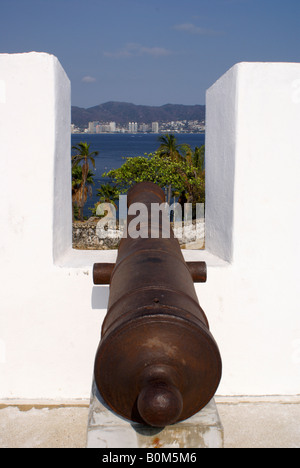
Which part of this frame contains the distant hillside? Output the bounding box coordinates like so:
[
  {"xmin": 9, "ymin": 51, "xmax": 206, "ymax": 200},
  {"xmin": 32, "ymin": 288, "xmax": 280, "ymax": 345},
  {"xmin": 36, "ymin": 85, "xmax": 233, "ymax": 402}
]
[{"xmin": 71, "ymin": 101, "xmax": 205, "ymax": 127}]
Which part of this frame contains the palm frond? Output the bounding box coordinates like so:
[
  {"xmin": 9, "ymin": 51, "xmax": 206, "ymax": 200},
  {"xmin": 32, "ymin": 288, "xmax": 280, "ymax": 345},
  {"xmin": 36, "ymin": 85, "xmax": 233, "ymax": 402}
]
[{"xmin": 89, "ymin": 157, "xmax": 96, "ymax": 169}]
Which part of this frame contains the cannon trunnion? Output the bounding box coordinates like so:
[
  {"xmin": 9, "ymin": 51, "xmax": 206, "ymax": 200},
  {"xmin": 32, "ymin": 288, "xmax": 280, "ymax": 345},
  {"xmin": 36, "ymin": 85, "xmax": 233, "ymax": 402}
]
[{"xmin": 93, "ymin": 182, "xmax": 222, "ymax": 428}]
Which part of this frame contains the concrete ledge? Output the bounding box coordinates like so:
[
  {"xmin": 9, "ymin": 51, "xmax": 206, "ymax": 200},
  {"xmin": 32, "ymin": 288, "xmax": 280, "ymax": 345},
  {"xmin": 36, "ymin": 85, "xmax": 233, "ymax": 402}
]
[
  {"xmin": 87, "ymin": 380, "xmax": 224, "ymax": 448},
  {"xmin": 0, "ymin": 397, "xmax": 300, "ymax": 448},
  {"xmin": 215, "ymin": 395, "xmax": 300, "ymax": 404}
]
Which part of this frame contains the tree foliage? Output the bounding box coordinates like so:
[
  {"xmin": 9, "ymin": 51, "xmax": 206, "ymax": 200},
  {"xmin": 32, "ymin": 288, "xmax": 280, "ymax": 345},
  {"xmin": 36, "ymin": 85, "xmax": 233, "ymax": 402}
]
[
  {"xmin": 93, "ymin": 135, "xmax": 205, "ymax": 220},
  {"xmin": 72, "ymin": 165, "xmax": 95, "ymax": 221},
  {"xmin": 103, "ymin": 147, "xmax": 205, "ymax": 206},
  {"xmin": 157, "ymin": 134, "xmax": 183, "ymax": 161},
  {"xmin": 90, "ymin": 183, "xmax": 120, "ymax": 217},
  {"xmin": 72, "ymin": 142, "xmax": 99, "ymax": 221}
]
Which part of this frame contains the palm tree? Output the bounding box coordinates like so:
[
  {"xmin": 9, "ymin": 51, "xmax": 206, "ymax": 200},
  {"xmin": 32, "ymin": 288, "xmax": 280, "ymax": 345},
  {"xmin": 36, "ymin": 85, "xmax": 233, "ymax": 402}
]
[
  {"xmin": 92, "ymin": 183, "xmax": 120, "ymax": 219},
  {"xmin": 72, "ymin": 142, "xmax": 99, "ymax": 221},
  {"xmin": 157, "ymin": 134, "xmax": 182, "ymax": 161},
  {"xmin": 96, "ymin": 183, "xmax": 119, "ymax": 207},
  {"xmin": 180, "ymin": 145, "xmax": 205, "ymax": 208},
  {"xmin": 72, "ymin": 165, "xmax": 95, "ymax": 221},
  {"xmin": 193, "ymin": 145, "xmax": 205, "ymax": 172},
  {"xmin": 180, "ymin": 143, "xmax": 194, "ymax": 165},
  {"xmin": 157, "ymin": 134, "xmax": 183, "ymax": 203}
]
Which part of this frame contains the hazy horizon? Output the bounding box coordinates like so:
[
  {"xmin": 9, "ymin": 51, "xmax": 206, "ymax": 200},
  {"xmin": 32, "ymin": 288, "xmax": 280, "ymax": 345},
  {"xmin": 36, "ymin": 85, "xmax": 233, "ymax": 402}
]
[{"xmin": 72, "ymin": 100, "xmax": 206, "ymax": 109}]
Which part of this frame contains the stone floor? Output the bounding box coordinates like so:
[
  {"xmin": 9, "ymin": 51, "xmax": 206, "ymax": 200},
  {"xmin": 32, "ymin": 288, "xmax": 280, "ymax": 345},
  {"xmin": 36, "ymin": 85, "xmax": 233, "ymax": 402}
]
[{"xmin": 0, "ymin": 397, "xmax": 300, "ymax": 448}]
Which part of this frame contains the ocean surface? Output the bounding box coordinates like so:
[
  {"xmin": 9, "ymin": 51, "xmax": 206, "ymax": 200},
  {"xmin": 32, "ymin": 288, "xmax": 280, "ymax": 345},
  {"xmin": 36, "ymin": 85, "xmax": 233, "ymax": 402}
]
[{"xmin": 71, "ymin": 133, "xmax": 205, "ymax": 217}]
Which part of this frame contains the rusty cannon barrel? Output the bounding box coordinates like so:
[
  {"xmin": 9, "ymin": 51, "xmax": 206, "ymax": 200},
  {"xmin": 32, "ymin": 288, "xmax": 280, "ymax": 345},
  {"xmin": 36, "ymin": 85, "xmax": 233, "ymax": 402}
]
[{"xmin": 93, "ymin": 181, "xmax": 222, "ymax": 427}]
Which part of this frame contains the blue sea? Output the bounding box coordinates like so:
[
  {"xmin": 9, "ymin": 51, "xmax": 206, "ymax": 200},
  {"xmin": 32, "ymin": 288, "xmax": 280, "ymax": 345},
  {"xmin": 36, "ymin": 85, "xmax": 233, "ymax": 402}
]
[{"xmin": 71, "ymin": 133, "xmax": 205, "ymax": 217}]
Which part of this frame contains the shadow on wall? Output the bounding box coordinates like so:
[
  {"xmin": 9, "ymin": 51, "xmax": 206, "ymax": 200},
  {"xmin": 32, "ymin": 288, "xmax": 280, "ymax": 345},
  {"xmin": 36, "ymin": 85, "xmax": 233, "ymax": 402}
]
[{"xmin": 91, "ymin": 286, "xmax": 110, "ymax": 310}]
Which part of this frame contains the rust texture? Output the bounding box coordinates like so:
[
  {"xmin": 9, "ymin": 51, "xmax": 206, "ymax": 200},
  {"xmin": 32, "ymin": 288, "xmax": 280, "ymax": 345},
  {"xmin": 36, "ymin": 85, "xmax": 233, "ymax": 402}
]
[
  {"xmin": 93, "ymin": 261, "xmax": 207, "ymax": 284},
  {"xmin": 93, "ymin": 181, "xmax": 222, "ymax": 427}
]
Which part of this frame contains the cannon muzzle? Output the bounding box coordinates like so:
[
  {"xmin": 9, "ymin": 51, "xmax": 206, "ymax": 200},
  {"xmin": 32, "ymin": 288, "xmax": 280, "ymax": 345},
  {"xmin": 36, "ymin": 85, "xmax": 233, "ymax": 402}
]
[{"xmin": 93, "ymin": 181, "xmax": 222, "ymax": 427}]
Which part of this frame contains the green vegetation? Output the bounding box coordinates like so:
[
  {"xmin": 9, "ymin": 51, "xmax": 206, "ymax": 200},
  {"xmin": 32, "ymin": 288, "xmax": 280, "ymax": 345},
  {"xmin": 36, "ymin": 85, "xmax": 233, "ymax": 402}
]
[
  {"xmin": 89, "ymin": 183, "xmax": 119, "ymax": 217},
  {"xmin": 101, "ymin": 134, "xmax": 205, "ymax": 213},
  {"xmin": 71, "ymin": 142, "xmax": 99, "ymax": 221},
  {"xmin": 72, "ymin": 135, "xmax": 205, "ymax": 222},
  {"xmin": 72, "ymin": 165, "xmax": 95, "ymax": 221}
]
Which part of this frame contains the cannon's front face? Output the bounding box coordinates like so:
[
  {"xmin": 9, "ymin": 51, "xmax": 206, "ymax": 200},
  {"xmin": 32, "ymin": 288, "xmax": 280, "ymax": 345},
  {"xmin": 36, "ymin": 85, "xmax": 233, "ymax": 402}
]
[{"xmin": 93, "ymin": 182, "xmax": 222, "ymax": 428}]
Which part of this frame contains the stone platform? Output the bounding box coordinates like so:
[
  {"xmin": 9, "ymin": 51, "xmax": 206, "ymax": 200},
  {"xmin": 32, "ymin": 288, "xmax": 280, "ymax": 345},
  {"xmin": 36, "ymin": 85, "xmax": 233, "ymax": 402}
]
[{"xmin": 87, "ymin": 380, "xmax": 223, "ymax": 448}]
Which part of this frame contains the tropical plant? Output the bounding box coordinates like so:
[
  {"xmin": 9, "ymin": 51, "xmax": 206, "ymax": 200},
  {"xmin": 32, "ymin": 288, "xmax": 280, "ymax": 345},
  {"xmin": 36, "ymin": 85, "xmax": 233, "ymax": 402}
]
[
  {"xmin": 157, "ymin": 134, "xmax": 185, "ymax": 203},
  {"xmin": 104, "ymin": 153, "xmax": 185, "ymax": 194},
  {"xmin": 102, "ymin": 140, "xmax": 206, "ymax": 220},
  {"xmin": 193, "ymin": 145, "xmax": 205, "ymax": 172},
  {"xmin": 97, "ymin": 183, "xmax": 119, "ymax": 206},
  {"xmin": 157, "ymin": 134, "xmax": 183, "ymax": 161},
  {"xmin": 103, "ymin": 151, "xmax": 205, "ymax": 208},
  {"xmin": 72, "ymin": 142, "xmax": 99, "ymax": 221},
  {"xmin": 90, "ymin": 183, "xmax": 120, "ymax": 217},
  {"xmin": 72, "ymin": 165, "xmax": 95, "ymax": 221},
  {"xmin": 180, "ymin": 143, "xmax": 194, "ymax": 165}
]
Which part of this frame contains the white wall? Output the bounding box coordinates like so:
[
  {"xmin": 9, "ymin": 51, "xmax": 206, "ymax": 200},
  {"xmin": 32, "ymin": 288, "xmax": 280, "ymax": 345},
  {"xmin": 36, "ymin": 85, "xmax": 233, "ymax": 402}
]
[
  {"xmin": 0, "ymin": 53, "xmax": 108, "ymax": 399},
  {"xmin": 0, "ymin": 55, "xmax": 299, "ymax": 399},
  {"xmin": 203, "ymin": 62, "xmax": 300, "ymax": 395}
]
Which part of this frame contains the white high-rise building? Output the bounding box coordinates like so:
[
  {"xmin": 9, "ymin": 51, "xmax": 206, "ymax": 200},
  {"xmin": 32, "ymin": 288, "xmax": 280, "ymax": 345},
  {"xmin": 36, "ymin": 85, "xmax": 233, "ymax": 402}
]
[
  {"xmin": 152, "ymin": 122, "xmax": 159, "ymax": 133},
  {"xmin": 88, "ymin": 122, "xmax": 95, "ymax": 133},
  {"xmin": 109, "ymin": 122, "xmax": 116, "ymax": 132},
  {"xmin": 128, "ymin": 122, "xmax": 138, "ymax": 133},
  {"xmin": 88, "ymin": 121, "xmax": 100, "ymax": 133}
]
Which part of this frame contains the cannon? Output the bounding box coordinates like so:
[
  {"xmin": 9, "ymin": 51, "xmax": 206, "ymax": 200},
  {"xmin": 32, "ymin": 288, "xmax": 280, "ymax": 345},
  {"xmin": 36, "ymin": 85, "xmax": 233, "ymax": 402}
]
[{"xmin": 93, "ymin": 181, "xmax": 222, "ymax": 427}]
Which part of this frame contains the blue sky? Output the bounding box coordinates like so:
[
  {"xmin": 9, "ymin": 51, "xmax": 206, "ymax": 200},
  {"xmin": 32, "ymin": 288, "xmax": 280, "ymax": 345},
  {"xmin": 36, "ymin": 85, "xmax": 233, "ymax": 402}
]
[{"xmin": 1, "ymin": 0, "xmax": 300, "ymax": 108}]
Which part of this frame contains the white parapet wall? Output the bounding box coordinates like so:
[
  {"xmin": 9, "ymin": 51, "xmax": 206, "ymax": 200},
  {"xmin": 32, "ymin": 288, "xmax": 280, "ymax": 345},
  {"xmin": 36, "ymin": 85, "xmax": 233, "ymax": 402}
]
[
  {"xmin": 0, "ymin": 52, "xmax": 110, "ymax": 399},
  {"xmin": 0, "ymin": 54, "xmax": 299, "ymax": 399},
  {"xmin": 202, "ymin": 62, "xmax": 300, "ymax": 395}
]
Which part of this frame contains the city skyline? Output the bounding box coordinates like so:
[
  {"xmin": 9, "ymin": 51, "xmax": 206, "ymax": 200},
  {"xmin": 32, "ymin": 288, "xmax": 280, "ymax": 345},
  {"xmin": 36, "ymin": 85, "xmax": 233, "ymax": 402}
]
[
  {"xmin": 1, "ymin": 0, "xmax": 300, "ymax": 108},
  {"xmin": 72, "ymin": 118, "xmax": 205, "ymax": 134}
]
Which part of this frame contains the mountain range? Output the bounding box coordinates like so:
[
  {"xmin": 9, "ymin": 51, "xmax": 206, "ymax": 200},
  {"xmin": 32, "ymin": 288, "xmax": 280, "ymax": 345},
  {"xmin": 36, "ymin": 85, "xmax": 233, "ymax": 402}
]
[{"xmin": 71, "ymin": 101, "xmax": 206, "ymax": 127}]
